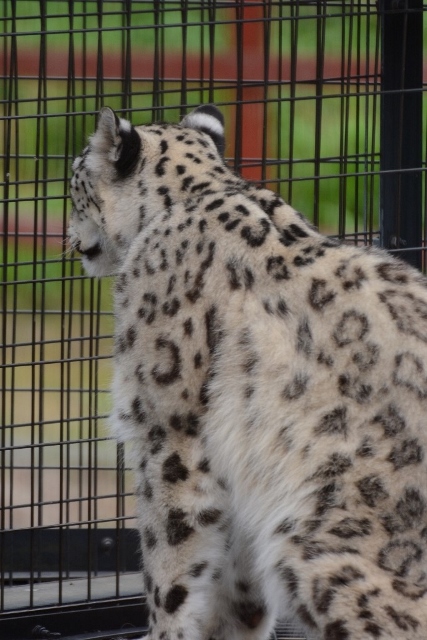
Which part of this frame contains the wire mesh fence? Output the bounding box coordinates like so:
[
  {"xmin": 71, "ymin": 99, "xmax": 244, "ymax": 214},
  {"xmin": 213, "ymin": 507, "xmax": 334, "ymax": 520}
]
[{"xmin": 1, "ymin": 1, "xmax": 426, "ymax": 638}]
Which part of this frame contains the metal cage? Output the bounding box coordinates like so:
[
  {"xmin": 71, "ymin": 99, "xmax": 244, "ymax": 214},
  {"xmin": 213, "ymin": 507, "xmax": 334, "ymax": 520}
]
[{"xmin": 1, "ymin": 1, "xmax": 426, "ymax": 638}]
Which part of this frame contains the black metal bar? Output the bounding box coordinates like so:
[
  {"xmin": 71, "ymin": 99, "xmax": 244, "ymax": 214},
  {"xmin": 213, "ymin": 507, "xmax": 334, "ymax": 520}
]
[
  {"xmin": 1, "ymin": 528, "xmax": 140, "ymax": 575},
  {"xmin": 0, "ymin": 597, "xmax": 148, "ymax": 640},
  {"xmin": 379, "ymin": 0, "xmax": 423, "ymax": 268}
]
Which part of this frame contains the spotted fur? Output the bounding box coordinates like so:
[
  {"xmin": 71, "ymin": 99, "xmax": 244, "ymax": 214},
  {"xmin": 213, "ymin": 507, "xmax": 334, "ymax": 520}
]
[{"xmin": 69, "ymin": 104, "xmax": 427, "ymax": 640}]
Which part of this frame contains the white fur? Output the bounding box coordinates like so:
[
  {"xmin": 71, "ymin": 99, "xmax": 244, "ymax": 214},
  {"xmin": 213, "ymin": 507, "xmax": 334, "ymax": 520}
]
[
  {"xmin": 181, "ymin": 111, "xmax": 224, "ymax": 137},
  {"xmin": 119, "ymin": 117, "xmax": 131, "ymax": 132},
  {"xmin": 69, "ymin": 106, "xmax": 427, "ymax": 640}
]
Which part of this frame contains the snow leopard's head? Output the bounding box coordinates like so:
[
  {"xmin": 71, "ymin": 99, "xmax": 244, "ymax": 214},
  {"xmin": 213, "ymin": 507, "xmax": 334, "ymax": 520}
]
[{"xmin": 68, "ymin": 105, "xmax": 225, "ymax": 277}]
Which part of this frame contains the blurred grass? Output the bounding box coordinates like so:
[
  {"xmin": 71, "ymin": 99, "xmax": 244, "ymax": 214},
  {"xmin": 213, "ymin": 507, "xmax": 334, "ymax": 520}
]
[
  {"xmin": 5, "ymin": 1, "xmax": 384, "ymax": 57},
  {"xmin": 2, "ymin": 3, "xmax": 427, "ymax": 546},
  {"xmin": 2, "ymin": 8, "xmax": 384, "ymax": 472},
  {"xmin": 0, "ymin": 1, "xmax": 401, "ymax": 368},
  {"xmin": 1, "ymin": 2, "xmax": 421, "ymax": 532},
  {"xmin": 2, "ymin": 1, "xmax": 384, "ymax": 237},
  {"xmin": 2, "ymin": 79, "xmax": 381, "ymax": 235}
]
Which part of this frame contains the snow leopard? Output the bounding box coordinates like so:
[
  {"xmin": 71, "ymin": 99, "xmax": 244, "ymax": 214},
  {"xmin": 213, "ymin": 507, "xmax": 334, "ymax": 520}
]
[{"xmin": 68, "ymin": 103, "xmax": 427, "ymax": 640}]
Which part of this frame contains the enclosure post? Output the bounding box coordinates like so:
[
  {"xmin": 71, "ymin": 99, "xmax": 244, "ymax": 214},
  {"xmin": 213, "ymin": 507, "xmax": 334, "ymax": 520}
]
[{"xmin": 379, "ymin": 0, "xmax": 423, "ymax": 269}]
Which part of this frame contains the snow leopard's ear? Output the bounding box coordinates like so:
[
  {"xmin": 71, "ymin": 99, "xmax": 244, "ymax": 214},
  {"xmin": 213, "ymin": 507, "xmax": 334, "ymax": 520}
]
[
  {"xmin": 89, "ymin": 107, "xmax": 141, "ymax": 178},
  {"xmin": 180, "ymin": 104, "xmax": 225, "ymax": 156}
]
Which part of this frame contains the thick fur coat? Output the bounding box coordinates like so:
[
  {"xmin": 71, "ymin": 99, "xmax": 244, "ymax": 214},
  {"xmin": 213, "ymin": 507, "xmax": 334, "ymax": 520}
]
[{"xmin": 69, "ymin": 105, "xmax": 427, "ymax": 640}]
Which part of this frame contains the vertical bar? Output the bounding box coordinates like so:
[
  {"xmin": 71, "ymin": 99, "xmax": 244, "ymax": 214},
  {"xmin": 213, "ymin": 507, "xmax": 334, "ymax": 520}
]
[
  {"xmin": 234, "ymin": 0, "xmax": 265, "ymax": 182},
  {"xmin": 367, "ymin": 7, "xmax": 381, "ymax": 245},
  {"xmin": 1, "ymin": 0, "xmax": 15, "ymax": 609},
  {"xmin": 287, "ymin": 0, "xmax": 300, "ymax": 205},
  {"xmin": 338, "ymin": 1, "xmax": 354, "ymax": 239},
  {"xmin": 380, "ymin": 0, "xmax": 423, "ymax": 268},
  {"xmin": 37, "ymin": 0, "xmax": 48, "ymax": 539},
  {"xmin": 121, "ymin": 0, "xmax": 132, "ymax": 117},
  {"xmin": 59, "ymin": 0, "xmax": 77, "ymax": 602},
  {"xmin": 207, "ymin": 0, "xmax": 216, "ymax": 104},
  {"xmin": 180, "ymin": 0, "xmax": 188, "ymax": 111},
  {"xmin": 313, "ymin": 1, "xmax": 326, "ymax": 228},
  {"xmin": 260, "ymin": 0, "xmax": 272, "ymax": 185}
]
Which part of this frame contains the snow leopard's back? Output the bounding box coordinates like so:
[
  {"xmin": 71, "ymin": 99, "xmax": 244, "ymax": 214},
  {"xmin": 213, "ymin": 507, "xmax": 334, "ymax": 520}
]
[{"xmin": 69, "ymin": 104, "xmax": 427, "ymax": 640}]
